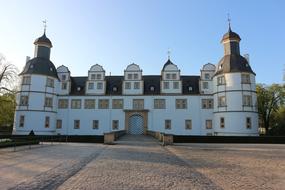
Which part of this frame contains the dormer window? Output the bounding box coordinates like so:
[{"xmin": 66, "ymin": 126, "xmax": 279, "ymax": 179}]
[
  {"xmin": 173, "ymin": 81, "xmax": 179, "ymax": 89},
  {"xmin": 96, "ymin": 74, "xmax": 102, "ymax": 80},
  {"xmin": 125, "ymin": 82, "xmax": 131, "ymax": 89},
  {"xmin": 134, "ymin": 73, "xmax": 138, "ymax": 80},
  {"xmin": 127, "ymin": 74, "xmax": 132, "ymax": 79},
  {"xmin": 204, "ymin": 73, "xmax": 210, "ymax": 80},
  {"xmin": 62, "ymin": 75, "xmax": 66, "ymax": 81},
  {"xmin": 163, "ymin": 82, "xmax": 169, "ymax": 89},
  {"xmin": 77, "ymin": 87, "xmax": 81, "ymax": 91},
  {"xmin": 97, "ymin": 82, "xmax": 103, "ymax": 89},
  {"xmin": 188, "ymin": 86, "xmax": 193, "ymax": 91},
  {"xmin": 91, "ymin": 74, "xmax": 96, "ymax": 80},
  {"xmin": 134, "ymin": 82, "xmax": 140, "ymax": 89},
  {"xmin": 88, "ymin": 82, "xmax": 94, "ymax": 89},
  {"xmin": 166, "ymin": 74, "xmax": 171, "ymax": 79},
  {"xmin": 172, "ymin": 73, "xmax": 176, "ymax": 79},
  {"xmin": 150, "ymin": 86, "xmax": 155, "ymax": 92},
  {"xmin": 112, "ymin": 86, "xmax": 118, "ymax": 92}
]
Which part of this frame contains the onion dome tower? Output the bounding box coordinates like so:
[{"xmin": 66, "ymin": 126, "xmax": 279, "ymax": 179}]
[
  {"xmin": 212, "ymin": 22, "xmax": 258, "ymax": 136},
  {"xmin": 14, "ymin": 25, "xmax": 58, "ymax": 135}
]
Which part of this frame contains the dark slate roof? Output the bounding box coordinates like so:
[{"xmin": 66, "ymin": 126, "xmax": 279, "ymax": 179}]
[
  {"xmin": 34, "ymin": 33, "xmax": 53, "ymax": 47},
  {"xmin": 143, "ymin": 75, "xmax": 161, "ymax": 95},
  {"xmin": 69, "ymin": 75, "xmax": 200, "ymax": 95},
  {"xmin": 214, "ymin": 54, "xmax": 255, "ymax": 76},
  {"xmin": 162, "ymin": 59, "xmax": 174, "ymax": 70},
  {"xmin": 106, "ymin": 76, "xmax": 123, "ymax": 95},
  {"xmin": 19, "ymin": 57, "xmax": 59, "ymax": 79},
  {"xmin": 181, "ymin": 76, "xmax": 200, "ymax": 94},
  {"xmin": 221, "ymin": 27, "xmax": 241, "ymax": 42},
  {"xmin": 70, "ymin": 77, "xmax": 87, "ymax": 95}
]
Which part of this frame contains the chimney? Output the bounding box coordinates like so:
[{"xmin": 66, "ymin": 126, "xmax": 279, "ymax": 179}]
[{"xmin": 26, "ymin": 56, "xmax": 30, "ymax": 63}]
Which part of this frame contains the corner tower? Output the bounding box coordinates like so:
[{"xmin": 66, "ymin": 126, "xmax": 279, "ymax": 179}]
[
  {"xmin": 212, "ymin": 24, "xmax": 258, "ymax": 136},
  {"xmin": 13, "ymin": 30, "xmax": 58, "ymax": 135}
]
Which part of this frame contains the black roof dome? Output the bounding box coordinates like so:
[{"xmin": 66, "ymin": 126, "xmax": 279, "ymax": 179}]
[
  {"xmin": 214, "ymin": 54, "xmax": 255, "ymax": 76},
  {"xmin": 221, "ymin": 27, "xmax": 241, "ymax": 42},
  {"xmin": 34, "ymin": 32, "xmax": 53, "ymax": 47},
  {"xmin": 19, "ymin": 57, "xmax": 58, "ymax": 79}
]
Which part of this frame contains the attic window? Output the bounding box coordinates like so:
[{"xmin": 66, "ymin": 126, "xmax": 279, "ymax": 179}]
[
  {"xmin": 188, "ymin": 86, "xmax": 193, "ymax": 91},
  {"xmin": 30, "ymin": 64, "xmax": 34, "ymax": 69},
  {"xmin": 112, "ymin": 86, "xmax": 118, "ymax": 92},
  {"xmin": 219, "ymin": 64, "xmax": 223, "ymax": 70},
  {"xmin": 77, "ymin": 87, "xmax": 81, "ymax": 91},
  {"xmin": 150, "ymin": 86, "xmax": 155, "ymax": 92},
  {"xmin": 245, "ymin": 64, "xmax": 249, "ymax": 67},
  {"xmin": 50, "ymin": 67, "xmax": 53, "ymax": 71}
]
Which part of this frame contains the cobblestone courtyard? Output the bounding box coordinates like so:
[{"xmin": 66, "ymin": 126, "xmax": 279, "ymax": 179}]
[{"xmin": 0, "ymin": 135, "xmax": 284, "ymax": 190}]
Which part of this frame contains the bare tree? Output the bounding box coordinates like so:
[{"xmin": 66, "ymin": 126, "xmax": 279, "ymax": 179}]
[{"xmin": 0, "ymin": 54, "xmax": 19, "ymax": 94}]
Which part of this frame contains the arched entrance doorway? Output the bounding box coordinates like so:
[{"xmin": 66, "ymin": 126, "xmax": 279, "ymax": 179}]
[{"xmin": 128, "ymin": 114, "xmax": 144, "ymax": 135}]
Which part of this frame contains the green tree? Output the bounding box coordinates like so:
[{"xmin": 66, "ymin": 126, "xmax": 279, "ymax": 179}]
[
  {"xmin": 0, "ymin": 93, "xmax": 16, "ymax": 127},
  {"xmin": 256, "ymin": 84, "xmax": 285, "ymax": 134},
  {"xmin": 269, "ymin": 106, "xmax": 285, "ymax": 135}
]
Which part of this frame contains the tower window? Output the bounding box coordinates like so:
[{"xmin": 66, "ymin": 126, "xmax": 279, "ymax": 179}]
[
  {"xmin": 220, "ymin": 117, "xmax": 225, "ymax": 128},
  {"xmin": 93, "ymin": 120, "xmax": 99, "ymax": 129},
  {"xmin": 74, "ymin": 120, "xmax": 80, "ymax": 129},
  {"xmin": 217, "ymin": 76, "xmax": 225, "ymax": 85},
  {"xmin": 185, "ymin": 120, "xmax": 192, "ymax": 130},
  {"xmin": 20, "ymin": 96, "xmax": 29, "ymax": 106},
  {"xmin": 45, "ymin": 97, "xmax": 53, "ymax": 107},
  {"xmin": 22, "ymin": 76, "xmax": 31, "ymax": 85},
  {"xmin": 19, "ymin": 115, "xmax": 25, "ymax": 127},
  {"xmin": 246, "ymin": 117, "xmax": 251, "ymax": 129},
  {"xmin": 243, "ymin": 95, "xmax": 252, "ymax": 106},
  {"xmin": 218, "ymin": 96, "xmax": 226, "ymax": 107},
  {"xmin": 241, "ymin": 74, "xmax": 251, "ymax": 84},
  {"xmin": 202, "ymin": 99, "xmax": 213, "ymax": 109},
  {"xmin": 112, "ymin": 120, "xmax": 119, "ymax": 130},
  {"xmin": 165, "ymin": 120, "xmax": 171, "ymax": 130},
  {"xmin": 45, "ymin": 116, "xmax": 50, "ymax": 128},
  {"xmin": 46, "ymin": 78, "xmax": 54, "ymax": 88},
  {"xmin": 56, "ymin": 120, "xmax": 62, "ymax": 129},
  {"xmin": 206, "ymin": 120, "xmax": 212, "ymax": 129}
]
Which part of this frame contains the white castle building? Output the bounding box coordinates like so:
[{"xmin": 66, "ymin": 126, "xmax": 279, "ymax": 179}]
[{"xmin": 13, "ymin": 26, "xmax": 259, "ymax": 136}]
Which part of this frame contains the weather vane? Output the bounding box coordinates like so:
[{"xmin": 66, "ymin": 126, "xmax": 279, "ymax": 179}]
[
  {"xmin": 227, "ymin": 13, "xmax": 231, "ymax": 29},
  {"xmin": 167, "ymin": 49, "xmax": 171, "ymax": 60},
  {"xmin": 43, "ymin": 20, "xmax": 47, "ymax": 33}
]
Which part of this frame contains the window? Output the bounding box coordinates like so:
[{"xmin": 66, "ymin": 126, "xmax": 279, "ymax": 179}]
[
  {"xmin": 185, "ymin": 120, "xmax": 192, "ymax": 130},
  {"xmin": 22, "ymin": 76, "xmax": 31, "ymax": 85},
  {"xmin": 241, "ymin": 74, "xmax": 250, "ymax": 84},
  {"xmin": 204, "ymin": 73, "xmax": 210, "ymax": 80},
  {"xmin": 61, "ymin": 75, "xmax": 66, "ymax": 81},
  {"xmin": 154, "ymin": 99, "xmax": 165, "ymax": 109},
  {"xmin": 96, "ymin": 74, "xmax": 102, "ymax": 80},
  {"xmin": 112, "ymin": 99, "xmax": 123, "ymax": 109},
  {"xmin": 133, "ymin": 99, "xmax": 144, "ymax": 109},
  {"xmin": 206, "ymin": 120, "xmax": 212, "ymax": 129},
  {"xmin": 163, "ymin": 82, "xmax": 169, "ymax": 89},
  {"xmin": 220, "ymin": 117, "xmax": 225, "ymax": 128},
  {"xmin": 45, "ymin": 97, "xmax": 53, "ymax": 107},
  {"xmin": 58, "ymin": 99, "xmax": 68, "ymax": 109},
  {"xmin": 99, "ymin": 99, "xmax": 109, "ymax": 109},
  {"xmin": 45, "ymin": 116, "xmax": 50, "ymax": 128},
  {"xmin": 91, "ymin": 74, "xmax": 96, "ymax": 80},
  {"xmin": 93, "ymin": 120, "xmax": 99, "ymax": 129},
  {"xmin": 246, "ymin": 117, "xmax": 251, "ymax": 129},
  {"xmin": 243, "ymin": 95, "xmax": 252, "ymax": 106},
  {"xmin": 172, "ymin": 73, "xmax": 177, "ymax": 79},
  {"xmin": 19, "ymin": 115, "xmax": 25, "ymax": 127},
  {"xmin": 112, "ymin": 120, "xmax": 119, "ymax": 130},
  {"xmin": 218, "ymin": 96, "xmax": 226, "ymax": 107},
  {"xmin": 56, "ymin": 120, "xmax": 62, "ymax": 129},
  {"xmin": 202, "ymin": 99, "xmax": 213, "ymax": 109},
  {"xmin": 71, "ymin": 99, "xmax": 81, "ymax": 109},
  {"xmin": 97, "ymin": 82, "xmax": 103, "ymax": 90},
  {"xmin": 88, "ymin": 82, "xmax": 94, "ymax": 89},
  {"xmin": 74, "ymin": 120, "xmax": 80, "ymax": 129},
  {"xmin": 134, "ymin": 73, "xmax": 138, "ymax": 79},
  {"xmin": 20, "ymin": 96, "xmax": 28, "ymax": 106},
  {"xmin": 125, "ymin": 82, "xmax": 131, "ymax": 89},
  {"xmin": 173, "ymin": 81, "xmax": 179, "ymax": 89},
  {"xmin": 217, "ymin": 76, "xmax": 225, "ymax": 85},
  {"xmin": 62, "ymin": 82, "xmax": 67, "ymax": 90},
  {"xmin": 127, "ymin": 74, "xmax": 132, "ymax": 79},
  {"xmin": 176, "ymin": 99, "xmax": 187, "ymax": 109},
  {"xmin": 134, "ymin": 82, "xmax": 140, "ymax": 89},
  {"xmin": 166, "ymin": 73, "xmax": 171, "ymax": 79},
  {"xmin": 165, "ymin": 120, "xmax": 171, "ymax": 130},
  {"xmin": 202, "ymin": 82, "xmax": 209, "ymax": 89},
  {"xmin": 84, "ymin": 99, "xmax": 95, "ymax": 109},
  {"xmin": 46, "ymin": 78, "xmax": 54, "ymax": 87}
]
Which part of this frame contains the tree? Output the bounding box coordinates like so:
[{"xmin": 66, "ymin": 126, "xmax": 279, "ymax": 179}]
[
  {"xmin": 0, "ymin": 93, "xmax": 16, "ymax": 127},
  {"xmin": 256, "ymin": 84, "xmax": 285, "ymax": 134},
  {"xmin": 0, "ymin": 54, "xmax": 19, "ymax": 94},
  {"xmin": 269, "ymin": 106, "xmax": 285, "ymax": 135}
]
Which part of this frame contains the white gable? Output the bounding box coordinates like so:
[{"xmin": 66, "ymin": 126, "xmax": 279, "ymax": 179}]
[
  {"xmin": 57, "ymin": 65, "xmax": 69, "ymax": 73},
  {"xmin": 164, "ymin": 64, "xmax": 179, "ymax": 71},
  {"xmin": 126, "ymin": 63, "xmax": 141, "ymax": 71},
  {"xmin": 90, "ymin": 64, "xmax": 104, "ymax": 72},
  {"xmin": 202, "ymin": 63, "xmax": 216, "ymax": 71}
]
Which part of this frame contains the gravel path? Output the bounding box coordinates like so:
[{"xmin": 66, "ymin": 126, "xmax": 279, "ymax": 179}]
[{"xmin": 0, "ymin": 136, "xmax": 284, "ymax": 190}]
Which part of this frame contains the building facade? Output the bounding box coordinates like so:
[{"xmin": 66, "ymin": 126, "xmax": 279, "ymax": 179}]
[{"xmin": 13, "ymin": 26, "xmax": 259, "ymax": 136}]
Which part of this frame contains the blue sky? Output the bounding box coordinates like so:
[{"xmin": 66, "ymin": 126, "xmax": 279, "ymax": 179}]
[{"xmin": 0, "ymin": 0, "xmax": 284, "ymax": 84}]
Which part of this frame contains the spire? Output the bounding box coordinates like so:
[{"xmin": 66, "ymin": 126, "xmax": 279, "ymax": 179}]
[
  {"xmin": 227, "ymin": 13, "xmax": 232, "ymax": 32},
  {"xmin": 43, "ymin": 20, "xmax": 47, "ymax": 34}
]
